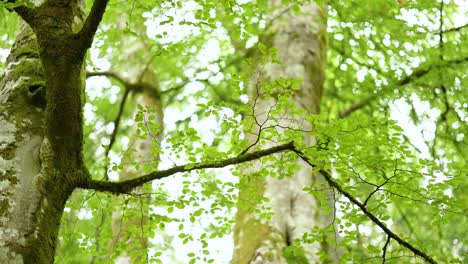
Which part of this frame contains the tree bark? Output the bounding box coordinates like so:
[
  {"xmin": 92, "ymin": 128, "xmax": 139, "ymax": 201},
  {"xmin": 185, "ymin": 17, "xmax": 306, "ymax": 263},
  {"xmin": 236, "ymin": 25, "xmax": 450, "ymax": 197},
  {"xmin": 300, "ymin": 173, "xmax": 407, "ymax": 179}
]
[
  {"xmin": 233, "ymin": 2, "xmax": 333, "ymax": 263},
  {"xmin": 0, "ymin": 20, "xmax": 48, "ymax": 263},
  {"xmin": 0, "ymin": 1, "xmax": 86, "ymax": 262}
]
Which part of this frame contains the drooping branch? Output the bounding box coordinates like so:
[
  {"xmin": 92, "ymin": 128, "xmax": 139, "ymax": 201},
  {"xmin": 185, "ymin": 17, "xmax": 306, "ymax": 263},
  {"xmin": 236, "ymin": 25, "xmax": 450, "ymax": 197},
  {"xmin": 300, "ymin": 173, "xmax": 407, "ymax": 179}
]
[
  {"xmin": 76, "ymin": 0, "xmax": 110, "ymax": 49},
  {"xmin": 291, "ymin": 147, "xmax": 438, "ymax": 264},
  {"xmin": 79, "ymin": 141, "xmax": 296, "ymax": 193}
]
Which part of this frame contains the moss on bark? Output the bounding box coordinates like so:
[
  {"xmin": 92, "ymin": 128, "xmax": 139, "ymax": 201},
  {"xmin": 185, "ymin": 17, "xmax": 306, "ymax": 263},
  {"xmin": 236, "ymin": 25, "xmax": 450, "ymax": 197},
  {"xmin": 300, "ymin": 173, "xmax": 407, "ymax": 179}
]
[{"xmin": 0, "ymin": 0, "xmax": 88, "ymax": 262}]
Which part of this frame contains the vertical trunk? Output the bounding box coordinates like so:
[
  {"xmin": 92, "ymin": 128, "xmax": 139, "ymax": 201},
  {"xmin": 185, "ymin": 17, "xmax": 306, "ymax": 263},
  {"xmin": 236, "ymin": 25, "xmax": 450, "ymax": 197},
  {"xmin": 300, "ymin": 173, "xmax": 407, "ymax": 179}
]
[
  {"xmin": 111, "ymin": 63, "xmax": 163, "ymax": 262},
  {"xmin": 233, "ymin": 2, "xmax": 331, "ymax": 263},
  {"xmin": 0, "ymin": 21, "xmax": 47, "ymax": 263},
  {"xmin": 0, "ymin": 2, "xmax": 86, "ymax": 262}
]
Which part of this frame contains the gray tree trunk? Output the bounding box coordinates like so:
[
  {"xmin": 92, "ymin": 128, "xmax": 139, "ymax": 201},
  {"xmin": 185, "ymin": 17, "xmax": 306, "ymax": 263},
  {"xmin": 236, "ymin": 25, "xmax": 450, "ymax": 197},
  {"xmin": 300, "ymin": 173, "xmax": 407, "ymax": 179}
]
[
  {"xmin": 233, "ymin": 2, "xmax": 334, "ymax": 263},
  {"xmin": 0, "ymin": 20, "xmax": 48, "ymax": 263}
]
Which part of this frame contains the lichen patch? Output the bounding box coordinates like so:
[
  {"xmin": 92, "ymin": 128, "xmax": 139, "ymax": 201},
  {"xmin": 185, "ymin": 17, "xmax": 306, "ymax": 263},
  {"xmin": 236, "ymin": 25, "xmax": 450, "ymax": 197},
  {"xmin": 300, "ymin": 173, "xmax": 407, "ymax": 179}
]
[{"xmin": 0, "ymin": 116, "xmax": 16, "ymax": 150}]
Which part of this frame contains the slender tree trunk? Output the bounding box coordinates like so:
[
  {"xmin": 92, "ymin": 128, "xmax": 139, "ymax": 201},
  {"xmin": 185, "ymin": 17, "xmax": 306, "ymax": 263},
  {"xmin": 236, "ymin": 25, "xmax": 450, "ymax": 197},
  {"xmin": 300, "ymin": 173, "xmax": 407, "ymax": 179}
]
[
  {"xmin": 233, "ymin": 2, "xmax": 333, "ymax": 263},
  {"xmin": 111, "ymin": 54, "xmax": 163, "ymax": 263},
  {"xmin": 112, "ymin": 89, "xmax": 163, "ymax": 263}
]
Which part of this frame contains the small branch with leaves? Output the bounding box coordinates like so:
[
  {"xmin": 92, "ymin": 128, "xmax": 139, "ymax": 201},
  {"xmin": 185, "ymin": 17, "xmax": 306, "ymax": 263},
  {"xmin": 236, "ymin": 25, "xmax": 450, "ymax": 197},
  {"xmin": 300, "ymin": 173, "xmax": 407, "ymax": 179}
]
[
  {"xmin": 79, "ymin": 141, "xmax": 296, "ymax": 193},
  {"xmin": 291, "ymin": 146, "xmax": 438, "ymax": 264}
]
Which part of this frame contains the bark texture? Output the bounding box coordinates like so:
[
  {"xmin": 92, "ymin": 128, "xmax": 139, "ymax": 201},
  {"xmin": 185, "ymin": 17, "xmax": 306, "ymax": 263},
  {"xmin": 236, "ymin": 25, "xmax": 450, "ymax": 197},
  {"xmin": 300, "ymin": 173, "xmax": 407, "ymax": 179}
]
[
  {"xmin": 0, "ymin": 20, "xmax": 46, "ymax": 263},
  {"xmin": 0, "ymin": 1, "xmax": 86, "ymax": 262},
  {"xmin": 233, "ymin": 3, "xmax": 332, "ymax": 263}
]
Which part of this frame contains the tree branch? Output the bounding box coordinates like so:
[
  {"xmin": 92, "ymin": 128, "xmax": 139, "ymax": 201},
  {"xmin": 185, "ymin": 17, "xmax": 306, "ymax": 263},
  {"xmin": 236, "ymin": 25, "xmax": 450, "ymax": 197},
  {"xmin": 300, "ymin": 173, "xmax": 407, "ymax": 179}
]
[
  {"xmin": 78, "ymin": 135, "xmax": 438, "ymax": 263},
  {"xmin": 438, "ymin": 23, "xmax": 468, "ymax": 34},
  {"xmin": 87, "ymin": 71, "xmax": 129, "ymax": 86},
  {"xmin": 4, "ymin": 1, "xmax": 34, "ymax": 22},
  {"xmin": 87, "ymin": 71, "xmax": 199, "ymax": 97},
  {"xmin": 79, "ymin": 141, "xmax": 295, "ymax": 193},
  {"xmin": 87, "ymin": 71, "xmax": 163, "ymax": 181},
  {"xmin": 338, "ymin": 96, "xmax": 375, "ymax": 119},
  {"xmin": 382, "ymin": 236, "xmax": 391, "ymax": 264},
  {"xmin": 102, "ymin": 87, "xmax": 130, "ymax": 180},
  {"xmin": 87, "ymin": 71, "xmax": 159, "ymax": 96},
  {"xmin": 291, "ymin": 147, "xmax": 438, "ymax": 264},
  {"xmin": 76, "ymin": 0, "xmax": 110, "ymax": 49},
  {"xmin": 338, "ymin": 57, "xmax": 468, "ymax": 119}
]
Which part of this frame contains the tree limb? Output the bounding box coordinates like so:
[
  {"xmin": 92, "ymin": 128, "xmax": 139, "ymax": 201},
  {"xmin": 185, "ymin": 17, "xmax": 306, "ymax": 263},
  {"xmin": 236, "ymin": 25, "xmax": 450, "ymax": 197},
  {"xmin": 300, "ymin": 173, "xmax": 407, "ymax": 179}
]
[
  {"xmin": 87, "ymin": 71, "xmax": 163, "ymax": 181},
  {"xmin": 438, "ymin": 23, "xmax": 468, "ymax": 34},
  {"xmin": 87, "ymin": 71, "xmax": 159, "ymax": 96},
  {"xmin": 5, "ymin": 1, "xmax": 34, "ymax": 22},
  {"xmin": 338, "ymin": 96, "xmax": 375, "ymax": 119},
  {"xmin": 87, "ymin": 71, "xmax": 129, "ymax": 86},
  {"xmin": 79, "ymin": 141, "xmax": 295, "ymax": 193},
  {"xmin": 87, "ymin": 70, "xmax": 197, "ymax": 96},
  {"xmin": 382, "ymin": 236, "xmax": 391, "ymax": 264},
  {"xmin": 76, "ymin": 0, "xmax": 110, "ymax": 50},
  {"xmin": 338, "ymin": 56, "xmax": 468, "ymax": 119}
]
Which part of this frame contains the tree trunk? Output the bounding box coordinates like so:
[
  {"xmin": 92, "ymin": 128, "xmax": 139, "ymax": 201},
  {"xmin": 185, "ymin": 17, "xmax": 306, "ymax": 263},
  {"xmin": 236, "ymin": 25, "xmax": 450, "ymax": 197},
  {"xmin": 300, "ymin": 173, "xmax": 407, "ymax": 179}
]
[
  {"xmin": 0, "ymin": 20, "xmax": 48, "ymax": 263},
  {"xmin": 110, "ymin": 42, "xmax": 163, "ymax": 262},
  {"xmin": 112, "ymin": 75, "xmax": 163, "ymax": 263},
  {"xmin": 0, "ymin": 1, "xmax": 86, "ymax": 262},
  {"xmin": 233, "ymin": 2, "xmax": 333, "ymax": 263}
]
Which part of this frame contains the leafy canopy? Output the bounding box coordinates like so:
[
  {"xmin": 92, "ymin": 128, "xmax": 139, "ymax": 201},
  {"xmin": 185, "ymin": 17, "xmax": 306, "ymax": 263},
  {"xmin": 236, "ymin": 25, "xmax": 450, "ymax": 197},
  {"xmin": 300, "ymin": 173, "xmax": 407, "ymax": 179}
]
[{"xmin": 0, "ymin": 0, "xmax": 466, "ymax": 263}]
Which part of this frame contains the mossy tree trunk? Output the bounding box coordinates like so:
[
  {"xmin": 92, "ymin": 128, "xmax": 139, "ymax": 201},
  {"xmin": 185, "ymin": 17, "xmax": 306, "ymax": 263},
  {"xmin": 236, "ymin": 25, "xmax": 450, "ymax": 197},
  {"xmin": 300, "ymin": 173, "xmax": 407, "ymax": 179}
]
[
  {"xmin": 0, "ymin": 20, "xmax": 48, "ymax": 263},
  {"xmin": 0, "ymin": 0, "xmax": 99, "ymax": 262},
  {"xmin": 232, "ymin": 2, "xmax": 334, "ymax": 263}
]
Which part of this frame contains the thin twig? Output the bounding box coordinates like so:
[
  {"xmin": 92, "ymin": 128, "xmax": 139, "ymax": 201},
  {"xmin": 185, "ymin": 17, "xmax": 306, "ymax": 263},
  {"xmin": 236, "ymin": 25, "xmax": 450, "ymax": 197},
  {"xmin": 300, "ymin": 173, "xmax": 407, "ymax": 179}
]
[{"xmin": 382, "ymin": 236, "xmax": 391, "ymax": 264}]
